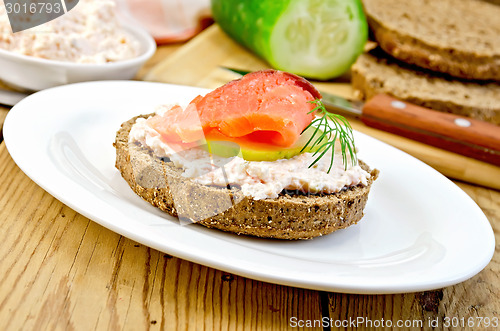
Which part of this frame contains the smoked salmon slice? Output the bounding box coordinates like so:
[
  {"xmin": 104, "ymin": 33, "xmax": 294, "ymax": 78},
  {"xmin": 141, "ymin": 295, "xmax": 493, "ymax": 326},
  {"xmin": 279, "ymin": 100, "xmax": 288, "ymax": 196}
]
[{"xmin": 146, "ymin": 70, "xmax": 321, "ymax": 148}]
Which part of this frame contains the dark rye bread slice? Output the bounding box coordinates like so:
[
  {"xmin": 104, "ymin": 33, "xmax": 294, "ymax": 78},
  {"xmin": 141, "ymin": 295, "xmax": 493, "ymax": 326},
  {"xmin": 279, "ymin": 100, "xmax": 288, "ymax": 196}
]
[
  {"xmin": 114, "ymin": 115, "xmax": 379, "ymax": 240},
  {"xmin": 362, "ymin": 0, "xmax": 500, "ymax": 80},
  {"xmin": 351, "ymin": 51, "xmax": 500, "ymax": 125}
]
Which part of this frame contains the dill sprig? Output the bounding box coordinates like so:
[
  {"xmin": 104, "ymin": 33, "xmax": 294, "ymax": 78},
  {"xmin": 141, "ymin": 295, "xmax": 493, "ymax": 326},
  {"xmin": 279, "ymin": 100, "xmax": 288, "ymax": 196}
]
[{"xmin": 300, "ymin": 99, "xmax": 357, "ymax": 173}]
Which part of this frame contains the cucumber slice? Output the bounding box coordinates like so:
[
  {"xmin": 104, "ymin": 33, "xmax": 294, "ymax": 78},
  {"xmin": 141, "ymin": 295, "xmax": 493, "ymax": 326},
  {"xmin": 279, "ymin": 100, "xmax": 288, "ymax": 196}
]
[
  {"xmin": 212, "ymin": 0, "xmax": 367, "ymax": 80},
  {"xmin": 205, "ymin": 126, "xmax": 327, "ymax": 161}
]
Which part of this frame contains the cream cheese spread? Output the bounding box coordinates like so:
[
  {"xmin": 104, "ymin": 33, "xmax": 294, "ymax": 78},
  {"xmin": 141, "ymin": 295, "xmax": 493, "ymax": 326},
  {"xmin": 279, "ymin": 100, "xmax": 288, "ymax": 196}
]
[
  {"xmin": 0, "ymin": 0, "xmax": 140, "ymax": 63},
  {"xmin": 130, "ymin": 113, "xmax": 371, "ymax": 200}
]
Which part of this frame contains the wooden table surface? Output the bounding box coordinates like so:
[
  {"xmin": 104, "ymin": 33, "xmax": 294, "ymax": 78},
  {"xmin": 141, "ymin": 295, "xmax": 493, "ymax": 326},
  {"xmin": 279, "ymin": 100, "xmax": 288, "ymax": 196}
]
[{"xmin": 0, "ymin": 25, "xmax": 499, "ymax": 330}]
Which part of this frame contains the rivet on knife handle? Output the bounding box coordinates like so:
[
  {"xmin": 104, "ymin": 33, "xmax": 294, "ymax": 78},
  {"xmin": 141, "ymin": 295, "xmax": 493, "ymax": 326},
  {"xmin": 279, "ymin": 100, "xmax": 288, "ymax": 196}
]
[{"xmin": 361, "ymin": 94, "xmax": 500, "ymax": 166}]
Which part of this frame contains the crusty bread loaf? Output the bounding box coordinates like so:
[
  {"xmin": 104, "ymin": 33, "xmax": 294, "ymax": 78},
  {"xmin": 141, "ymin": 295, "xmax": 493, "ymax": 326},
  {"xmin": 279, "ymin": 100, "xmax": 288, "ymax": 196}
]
[
  {"xmin": 114, "ymin": 115, "xmax": 379, "ymax": 240},
  {"xmin": 362, "ymin": 0, "xmax": 500, "ymax": 80},
  {"xmin": 351, "ymin": 50, "xmax": 500, "ymax": 125}
]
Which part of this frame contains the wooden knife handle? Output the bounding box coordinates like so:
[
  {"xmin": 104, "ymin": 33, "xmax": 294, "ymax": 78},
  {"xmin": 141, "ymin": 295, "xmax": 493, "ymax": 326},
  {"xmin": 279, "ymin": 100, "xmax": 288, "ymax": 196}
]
[{"xmin": 361, "ymin": 94, "xmax": 500, "ymax": 166}]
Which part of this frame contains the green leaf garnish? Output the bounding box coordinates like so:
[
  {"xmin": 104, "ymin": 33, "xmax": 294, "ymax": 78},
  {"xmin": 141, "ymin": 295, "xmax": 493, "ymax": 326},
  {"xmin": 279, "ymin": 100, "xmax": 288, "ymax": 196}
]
[{"xmin": 300, "ymin": 99, "xmax": 357, "ymax": 173}]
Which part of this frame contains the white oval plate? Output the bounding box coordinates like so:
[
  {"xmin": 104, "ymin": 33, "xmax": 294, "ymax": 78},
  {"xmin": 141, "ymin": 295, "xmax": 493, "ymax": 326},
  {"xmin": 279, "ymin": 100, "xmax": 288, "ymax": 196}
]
[{"xmin": 3, "ymin": 81, "xmax": 495, "ymax": 294}]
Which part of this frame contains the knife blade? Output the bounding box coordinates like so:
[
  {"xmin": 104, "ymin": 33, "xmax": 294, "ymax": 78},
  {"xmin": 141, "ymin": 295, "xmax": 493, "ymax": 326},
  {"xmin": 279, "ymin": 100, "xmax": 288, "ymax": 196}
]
[
  {"xmin": 222, "ymin": 67, "xmax": 500, "ymax": 166},
  {"xmin": 0, "ymin": 88, "xmax": 29, "ymax": 107}
]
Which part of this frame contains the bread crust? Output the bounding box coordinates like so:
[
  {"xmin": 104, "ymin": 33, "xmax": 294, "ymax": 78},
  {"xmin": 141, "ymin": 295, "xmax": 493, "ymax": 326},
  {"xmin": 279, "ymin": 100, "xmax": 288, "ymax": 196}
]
[
  {"xmin": 351, "ymin": 51, "xmax": 500, "ymax": 125},
  {"xmin": 362, "ymin": 0, "xmax": 500, "ymax": 80},
  {"xmin": 114, "ymin": 115, "xmax": 379, "ymax": 240}
]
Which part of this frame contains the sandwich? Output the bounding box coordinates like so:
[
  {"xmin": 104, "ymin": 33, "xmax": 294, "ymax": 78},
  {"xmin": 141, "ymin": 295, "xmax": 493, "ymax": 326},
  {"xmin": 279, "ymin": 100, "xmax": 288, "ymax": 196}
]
[{"xmin": 114, "ymin": 70, "xmax": 378, "ymax": 240}]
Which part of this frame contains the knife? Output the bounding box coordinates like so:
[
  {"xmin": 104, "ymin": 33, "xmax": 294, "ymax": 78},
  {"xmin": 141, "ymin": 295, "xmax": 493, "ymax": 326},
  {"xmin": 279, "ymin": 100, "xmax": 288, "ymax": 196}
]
[
  {"xmin": 222, "ymin": 67, "xmax": 500, "ymax": 166},
  {"xmin": 0, "ymin": 88, "xmax": 29, "ymax": 107}
]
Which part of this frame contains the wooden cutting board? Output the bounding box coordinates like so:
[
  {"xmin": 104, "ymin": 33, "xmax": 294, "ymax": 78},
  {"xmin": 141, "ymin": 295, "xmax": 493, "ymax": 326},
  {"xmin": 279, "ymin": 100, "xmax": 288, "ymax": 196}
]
[{"xmin": 145, "ymin": 25, "xmax": 500, "ymax": 190}]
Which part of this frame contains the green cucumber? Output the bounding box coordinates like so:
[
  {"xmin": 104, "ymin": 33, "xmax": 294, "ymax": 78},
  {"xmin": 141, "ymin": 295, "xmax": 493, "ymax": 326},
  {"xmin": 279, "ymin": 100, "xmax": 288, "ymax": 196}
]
[
  {"xmin": 211, "ymin": 0, "xmax": 368, "ymax": 80},
  {"xmin": 205, "ymin": 126, "xmax": 327, "ymax": 161}
]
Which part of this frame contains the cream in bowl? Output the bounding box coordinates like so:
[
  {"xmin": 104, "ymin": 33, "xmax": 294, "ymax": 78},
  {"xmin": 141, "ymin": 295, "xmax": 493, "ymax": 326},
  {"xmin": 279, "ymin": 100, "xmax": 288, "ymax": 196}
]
[{"xmin": 0, "ymin": 0, "xmax": 156, "ymax": 91}]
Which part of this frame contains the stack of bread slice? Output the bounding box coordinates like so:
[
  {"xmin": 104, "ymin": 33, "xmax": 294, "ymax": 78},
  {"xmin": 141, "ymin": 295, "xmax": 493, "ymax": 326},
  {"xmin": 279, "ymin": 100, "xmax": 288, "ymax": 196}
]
[{"xmin": 351, "ymin": 0, "xmax": 500, "ymax": 125}]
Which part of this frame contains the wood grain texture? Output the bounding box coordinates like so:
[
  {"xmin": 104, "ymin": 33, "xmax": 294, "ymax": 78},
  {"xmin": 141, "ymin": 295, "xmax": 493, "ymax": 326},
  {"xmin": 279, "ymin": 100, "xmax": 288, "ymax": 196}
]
[
  {"xmin": 135, "ymin": 44, "xmax": 186, "ymax": 81},
  {"xmin": 326, "ymin": 182, "xmax": 500, "ymax": 330},
  {"xmin": 0, "ymin": 143, "xmax": 322, "ymax": 330},
  {"xmin": 0, "ymin": 107, "xmax": 8, "ymax": 142},
  {"xmin": 0, "ymin": 107, "xmax": 7, "ymax": 123}
]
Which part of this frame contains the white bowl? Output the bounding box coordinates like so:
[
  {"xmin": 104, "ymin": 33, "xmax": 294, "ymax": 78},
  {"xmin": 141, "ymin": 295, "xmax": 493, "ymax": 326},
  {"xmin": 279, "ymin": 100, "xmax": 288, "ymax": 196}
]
[{"xmin": 0, "ymin": 24, "xmax": 156, "ymax": 91}]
